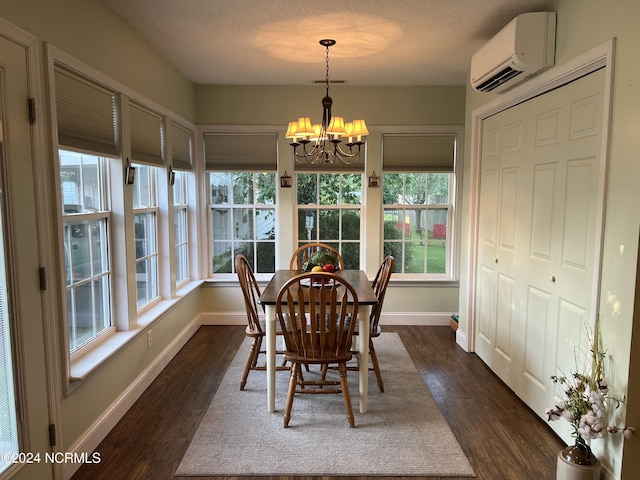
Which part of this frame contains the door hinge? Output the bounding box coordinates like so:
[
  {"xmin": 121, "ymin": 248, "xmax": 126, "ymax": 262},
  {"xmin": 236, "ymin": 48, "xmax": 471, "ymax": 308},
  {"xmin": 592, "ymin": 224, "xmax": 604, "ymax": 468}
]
[
  {"xmin": 28, "ymin": 98, "xmax": 36, "ymax": 124},
  {"xmin": 48, "ymin": 423, "xmax": 57, "ymax": 447},
  {"xmin": 39, "ymin": 267, "xmax": 46, "ymax": 291}
]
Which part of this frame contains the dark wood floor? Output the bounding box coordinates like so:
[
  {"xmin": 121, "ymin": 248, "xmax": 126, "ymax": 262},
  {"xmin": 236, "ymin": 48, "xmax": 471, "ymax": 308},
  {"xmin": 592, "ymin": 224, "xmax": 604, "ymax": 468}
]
[{"xmin": 70, "ymin": 325, "xmax": 565, "ymax": 480}]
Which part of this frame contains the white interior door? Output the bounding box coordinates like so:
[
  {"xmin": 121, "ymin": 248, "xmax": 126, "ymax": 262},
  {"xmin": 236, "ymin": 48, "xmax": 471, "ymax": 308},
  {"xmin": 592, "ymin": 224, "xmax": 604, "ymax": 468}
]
[
  {"xmin": 0, "ymin": 34, "xmax": 52, "ymax": 479},
  {"xmin": 475, "ymin": 69, "xmax": 606, "ymax": 429}
]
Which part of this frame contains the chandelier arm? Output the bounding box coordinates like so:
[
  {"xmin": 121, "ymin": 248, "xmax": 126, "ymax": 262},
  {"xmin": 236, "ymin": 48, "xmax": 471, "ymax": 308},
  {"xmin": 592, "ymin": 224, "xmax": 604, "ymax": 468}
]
[
  {"xmin": 291, "ymin": 145, "xmax": 363, "ymax": 166},
  {"xmin": 287, "ymin": 39, "xmax": 366, "ymax": 167}
]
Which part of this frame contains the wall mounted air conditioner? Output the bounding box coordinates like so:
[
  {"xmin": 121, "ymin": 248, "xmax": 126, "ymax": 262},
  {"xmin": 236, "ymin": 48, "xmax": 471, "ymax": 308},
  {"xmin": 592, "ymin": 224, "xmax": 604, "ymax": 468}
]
[{"xmin": 470, "ymin": 12, "xmax": 556, "ymax": 93}]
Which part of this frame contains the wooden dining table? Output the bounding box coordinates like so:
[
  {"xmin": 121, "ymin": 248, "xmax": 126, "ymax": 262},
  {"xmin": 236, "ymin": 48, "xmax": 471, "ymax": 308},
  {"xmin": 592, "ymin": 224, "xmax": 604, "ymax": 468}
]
[{"xmin": 259, "ymin": 269, "xmax": 378, "ymax": 414}]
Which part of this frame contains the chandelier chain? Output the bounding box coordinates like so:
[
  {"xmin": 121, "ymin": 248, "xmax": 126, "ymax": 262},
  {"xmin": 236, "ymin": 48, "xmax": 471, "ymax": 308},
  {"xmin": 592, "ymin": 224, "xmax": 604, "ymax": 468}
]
[{"xmin": 325, "ymin": 43, "xmax": 330, "ymax": 97}]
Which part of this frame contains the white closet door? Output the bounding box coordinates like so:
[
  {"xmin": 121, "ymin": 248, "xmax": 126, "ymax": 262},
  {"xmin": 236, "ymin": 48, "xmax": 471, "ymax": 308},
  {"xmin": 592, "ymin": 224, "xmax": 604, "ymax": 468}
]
[{"xmin": 475, "ymin": 68, "xmax": 605, "ymax": 427}]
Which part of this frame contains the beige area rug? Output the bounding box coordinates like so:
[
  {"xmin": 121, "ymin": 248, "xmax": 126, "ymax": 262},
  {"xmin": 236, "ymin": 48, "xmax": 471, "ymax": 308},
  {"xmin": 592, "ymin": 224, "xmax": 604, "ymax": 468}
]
[{"xmin": 175, "ymin": 333, "xmax": 476, "ymax": 477}]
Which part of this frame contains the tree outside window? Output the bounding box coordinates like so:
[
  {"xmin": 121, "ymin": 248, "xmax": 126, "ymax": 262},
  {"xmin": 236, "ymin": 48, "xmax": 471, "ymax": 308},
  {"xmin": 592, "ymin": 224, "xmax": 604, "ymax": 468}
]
[{"xmin": 296, "ymin": 173, "xmax": 362, "ymax": 269}]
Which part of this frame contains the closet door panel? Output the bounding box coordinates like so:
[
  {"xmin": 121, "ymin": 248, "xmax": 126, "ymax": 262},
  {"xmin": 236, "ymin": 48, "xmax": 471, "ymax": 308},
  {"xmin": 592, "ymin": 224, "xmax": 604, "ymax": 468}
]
[{"xmin": 475, "ymin": 69, "xmax": 606, "ymax": 434}]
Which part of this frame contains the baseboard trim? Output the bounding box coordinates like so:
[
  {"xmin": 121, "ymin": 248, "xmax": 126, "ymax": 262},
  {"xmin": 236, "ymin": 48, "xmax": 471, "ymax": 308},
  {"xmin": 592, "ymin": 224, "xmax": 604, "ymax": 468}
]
[
  {"xmin": 379, "ymin": 312, "xmax": 454, "ymax": 326},
  {"xmin": 201, "ymin": 311, "xmax": 455, "ymax": 326},
  {"xmin": 62, "ymin": 315, "xmax": 201, "ymax": 480},
  {"xmin": 200, "ymin": 311, "xmax": 247, "ymax": 325},
  {"xmin": 455, "ymin": 328, "xmax": 469, "ymax": 352}
]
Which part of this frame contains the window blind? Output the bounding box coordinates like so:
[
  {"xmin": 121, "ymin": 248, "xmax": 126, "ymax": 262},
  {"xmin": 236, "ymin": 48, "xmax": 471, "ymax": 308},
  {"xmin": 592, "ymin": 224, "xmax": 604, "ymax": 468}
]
[
  {"xmin": 204, "ymin": 133, "xmax": 277, "ymax": 171},
  {"xmin": 54, "ymin": 67, "xmax": 117, "ymax": 157},
  {"xmin": 382, "ymin": 134, "xmax": 455, "ymax": 172},
  {"xmin": 130, "ymin": 103, "xmax": 164, "ymax": 166},
  {"xmin": 171, "ymin": 122, "xmax": 192, "ymax": 171}
]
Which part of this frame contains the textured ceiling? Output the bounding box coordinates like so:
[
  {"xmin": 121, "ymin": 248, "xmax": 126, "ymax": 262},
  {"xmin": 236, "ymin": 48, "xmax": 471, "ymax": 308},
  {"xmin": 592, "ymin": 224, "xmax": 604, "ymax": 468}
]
[{"xmin": 100, "ymin": 0, "xmax": 551, "ymax": 86}]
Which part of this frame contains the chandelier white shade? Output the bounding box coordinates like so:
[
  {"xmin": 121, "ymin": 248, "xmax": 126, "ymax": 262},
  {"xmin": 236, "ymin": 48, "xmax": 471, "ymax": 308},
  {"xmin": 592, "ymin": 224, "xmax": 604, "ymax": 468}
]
[{"xmin": 286, "ymin": 39, "xmax": 368, "ymax": 165}]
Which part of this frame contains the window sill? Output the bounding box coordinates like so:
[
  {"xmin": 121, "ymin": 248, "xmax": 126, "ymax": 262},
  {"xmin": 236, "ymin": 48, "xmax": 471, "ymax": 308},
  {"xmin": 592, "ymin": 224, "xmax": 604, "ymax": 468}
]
[
  {"xmin": 204, "ymin": 273, "xmax": 273, "ymax": 286},
  {"xmin": 389, "ymin": 275, "xmax": 459, "ymax": 287},
  {"xmin": 68, "ymin": 280, "xmax": 204, "ymax": 386}
]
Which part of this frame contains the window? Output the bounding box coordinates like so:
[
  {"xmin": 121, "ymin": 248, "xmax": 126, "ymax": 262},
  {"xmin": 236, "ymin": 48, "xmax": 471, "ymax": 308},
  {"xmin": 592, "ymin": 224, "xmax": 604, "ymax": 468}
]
[
  {"xmin": 54, "ymin": 66, "xmax": 117, "ymax": 353},
  {"xmin": 133, "ymin": 164, "xmax": 159, "ymax": 308},
  {"xmin": 173, "ymin": 170, "xmax": 189, "ymax": 285},
  {"xmin": 210, "ymin": 172, "xmax": 276, "ymax": 274},
  {"xmin": 171, "ymin": 121, "xmax": 192, "ymax": 286},
  {"xmin": 60, "ymin": 151, "xmax": 112, "ymax": 352},
  {"xmin": 203, "ymin": 131, "xmax": 278, "ymax": 275},
  {"xmin": 382, "ymin": 133, "xmax": 456, "ymax": 277},
  {"xmin": 296, "ymin": 172, "xmax": 362, "ymax": 269},
  {"xmin": 383, "ymin": 173, "xmax": 451, "ymax": 274}
]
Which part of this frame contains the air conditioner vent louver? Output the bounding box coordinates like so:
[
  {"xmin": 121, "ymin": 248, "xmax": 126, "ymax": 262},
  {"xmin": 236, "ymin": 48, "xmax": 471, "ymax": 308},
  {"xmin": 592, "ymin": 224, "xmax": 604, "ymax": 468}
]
[
  {"xmin": 470, "ymin": 12, "xmax": 556, "ymax": 94},
  {"xmin": 476, "ymin": 67, "xmax": 523, "ymax": 92}
]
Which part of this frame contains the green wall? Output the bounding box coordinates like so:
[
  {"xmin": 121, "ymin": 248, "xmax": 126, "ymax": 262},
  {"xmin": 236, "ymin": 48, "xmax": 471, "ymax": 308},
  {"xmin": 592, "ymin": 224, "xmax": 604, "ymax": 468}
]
[
  {"xmin": 0, "ymin": 0, "xmax": 196, "ymax": 121},
  {"xmin": 196, "ymin": 84, "xmax": 465, "ymax": 126}
]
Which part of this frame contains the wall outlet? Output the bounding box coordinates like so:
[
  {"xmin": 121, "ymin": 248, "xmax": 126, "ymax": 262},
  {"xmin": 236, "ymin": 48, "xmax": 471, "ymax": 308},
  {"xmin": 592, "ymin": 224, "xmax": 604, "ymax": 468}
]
[{"xmin": 146, "ymin": 329, "xmax": 152, "ymax": 349}]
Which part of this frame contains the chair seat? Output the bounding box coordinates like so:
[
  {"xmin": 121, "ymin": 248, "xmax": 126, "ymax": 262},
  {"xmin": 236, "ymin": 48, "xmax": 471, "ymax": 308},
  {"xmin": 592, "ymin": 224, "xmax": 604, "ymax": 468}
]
[
  {"xmin": 352, "ymin": 323, "xmax": 381, "ymax": 337},
  {"xmin": 343, "ymin": 315, "xmax": 381, "ymax": 337},
  {"xmin": 284, "ymin": 351, "xmax": 353, "ymax": 366},
  {"xmin": 245, "ymin": 319, "xmax": 285, "ymax": 337}
]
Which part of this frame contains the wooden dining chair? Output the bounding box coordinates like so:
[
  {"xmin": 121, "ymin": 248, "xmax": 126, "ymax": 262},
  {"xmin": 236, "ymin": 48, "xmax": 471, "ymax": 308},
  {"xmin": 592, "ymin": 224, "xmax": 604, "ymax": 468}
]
[
  {"xmin": 289, "ymin": 242, "xmax": 345, "ymax": 273},
  {"xmin": 235, "ymin": 254, "xmax": 287, "ymax": 390},
  {"xmin": 352, "ymin": 255, "xmax": 394, "ymax": 392},
  {"xmin": 276, "ymin": 271, "xmax": 359, "ymax": 428}
]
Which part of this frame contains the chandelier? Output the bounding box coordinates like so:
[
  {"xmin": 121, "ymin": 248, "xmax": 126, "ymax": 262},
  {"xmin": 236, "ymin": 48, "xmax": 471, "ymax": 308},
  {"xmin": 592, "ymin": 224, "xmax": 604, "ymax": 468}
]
[{"xmin": 285, "ymin": 39, "xmax": 368, "ymax": 165}]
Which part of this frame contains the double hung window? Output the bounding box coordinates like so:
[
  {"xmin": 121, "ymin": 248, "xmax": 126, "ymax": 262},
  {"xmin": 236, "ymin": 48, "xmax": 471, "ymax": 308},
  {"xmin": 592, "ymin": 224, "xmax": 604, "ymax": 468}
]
[
  {"xmin": 296, "ymin": 172, "xmax": 362, "ymax": 269},
  {"xmin": 382, "ymin": 134, "xmax": 456, "ymax": 277},
  {"xmin": 54, "ymin": 67, "xmax": 116, "ymax": 353},
  {"xmin": 129, "ymin": 102, "xmax": 164, "ymax": 308},
  {"xmin": 132, "ymin": 164, "xmax": 159, "ymax": 308},
  {"xmin": 173, "ymin": 170, "xmax": 189, "ymax": 285},
  {"xmin": 61, "ymin": 151, "xmax": 112, "ymax": 352},
  {"xmin": 209, "ymin": 172, "xmax": 276, "ymax": 274},
  {"xmin": 204, "ymin": 132, "xmax": 277, "ymax": 275},
  {"xmin": 171, "ymin": 121, "xmax": 193, "ymax": 286}
]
